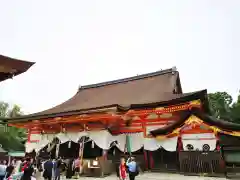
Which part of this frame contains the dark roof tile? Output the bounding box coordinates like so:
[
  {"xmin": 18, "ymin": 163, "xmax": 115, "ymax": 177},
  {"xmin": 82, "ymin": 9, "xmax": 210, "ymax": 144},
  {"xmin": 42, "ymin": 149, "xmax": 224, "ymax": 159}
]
[
  {"xmin": 31, "ymin": 68, "xmax": 180, "ymax": 115},
  {"xmin": 0, "ymin": 54, "xmax": 35, "ymax": 82},
  {"xmin": 7, "ymin": 67, "xmax": 208, "ymax": 121}
]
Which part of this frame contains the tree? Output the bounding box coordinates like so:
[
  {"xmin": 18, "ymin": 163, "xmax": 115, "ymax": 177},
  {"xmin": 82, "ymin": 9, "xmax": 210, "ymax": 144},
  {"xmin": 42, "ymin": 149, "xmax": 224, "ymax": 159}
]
[
  {"xmin": 230, "ymin": 93, "xmax": 240, "ymax": 123},
  {"xmin": 208, "ymin": 92, "xmax": 233, "ymax": 119},
  {"xmin": 0, "ymin": 102, "xmax": 26, "ymax": 151},
  {"xmin": 208, "ymin": 91, "xmax": 240, "ymax": 123}
]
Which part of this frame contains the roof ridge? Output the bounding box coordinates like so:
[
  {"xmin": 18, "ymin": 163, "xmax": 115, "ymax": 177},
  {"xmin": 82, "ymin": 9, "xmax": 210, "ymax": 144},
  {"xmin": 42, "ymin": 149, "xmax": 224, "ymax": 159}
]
[{"xmin": 79, "ymin": 67, "xmax": 178, "ymax": 90}]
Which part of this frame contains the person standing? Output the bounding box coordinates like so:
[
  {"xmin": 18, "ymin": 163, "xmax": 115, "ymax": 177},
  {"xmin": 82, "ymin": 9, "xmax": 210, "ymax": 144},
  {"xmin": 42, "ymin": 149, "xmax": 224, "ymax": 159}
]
[
  {"xmin": 65, "ymin": 158, "xmax": 74, "ymax": 179},
  {"xmin": 119, "ymin": 158, "xmax": 127, "ymax": 180},
  {"xmin": 43, "ymin": 157, "xmax": 53, "ymax": 180},
  {"xmin": 21, "ymin": 159, "xmax": 28, "ymax": 172},
  {"xmin": 126, "ymin": 157, "xmax": 139, "ymax": 180},
  {"xmin": 5, "ymin": 160, "xmax": 15, "ymax": 179},
  {"xmin": 20, "ymin": 158, "xmax": 34, "ymax": 180},
  {"xmin": 2, "ymin": 161, "xmax": 7, "ymax": 166},
  {"xmin": 54, "ymin": 158, "xmax": 61, "ymax": 180},
  {"xmin": 0, "ymin": 161, "xmax": 6, "ymax": 180},
  {"xmin": 14, "ymin": 160, "xmax": 22, "ymax": 174},
  {"xmin": 74, "ymin": 158, "xmax": 80, "ymax": 177}
]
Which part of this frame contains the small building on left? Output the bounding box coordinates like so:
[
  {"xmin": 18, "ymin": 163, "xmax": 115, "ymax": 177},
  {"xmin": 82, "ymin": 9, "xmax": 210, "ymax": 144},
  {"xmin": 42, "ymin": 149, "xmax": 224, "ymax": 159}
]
[{"xmin": 0, "ymin": 54, "xmax": 35, "ymax": 159}]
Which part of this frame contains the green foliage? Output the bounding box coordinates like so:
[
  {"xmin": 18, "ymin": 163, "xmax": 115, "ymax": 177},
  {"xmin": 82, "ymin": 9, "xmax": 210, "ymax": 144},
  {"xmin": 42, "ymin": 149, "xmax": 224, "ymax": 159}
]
[
  {"xmin": 0, "ymin": 102, "xmax": 26, "ymax": 151},
  {"xmin": 208, "ymin": 91, "xmax": 240, "ymax": 123},
  {"xmin": 208, "ymin": 92, "xmax": 233, "ymax": 119},
  {"xmin": 230, "ymin": 93, "xmax": 240, "ymax": 122}
]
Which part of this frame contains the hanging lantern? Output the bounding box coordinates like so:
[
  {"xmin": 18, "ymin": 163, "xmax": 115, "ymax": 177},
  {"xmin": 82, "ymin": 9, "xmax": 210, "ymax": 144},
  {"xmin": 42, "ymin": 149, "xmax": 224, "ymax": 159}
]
[
  {"xmin": 91, "ymin": 141, "xmax": 95, "ymax": 148},
  {"xmin": 68, "ymin": 141, "xmax": 71, "ymax": 148}
]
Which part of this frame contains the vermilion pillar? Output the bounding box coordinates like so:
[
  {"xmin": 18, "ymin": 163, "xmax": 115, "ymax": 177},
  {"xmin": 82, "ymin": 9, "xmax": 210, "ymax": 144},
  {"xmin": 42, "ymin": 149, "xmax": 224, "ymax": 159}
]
[
  {"xmin": 143, "ymin": 150, "xmax": 148, "ymax": 170},
  {"xmin": 148, "ymin": 151, "xmax": 154, "ymax": 169}
]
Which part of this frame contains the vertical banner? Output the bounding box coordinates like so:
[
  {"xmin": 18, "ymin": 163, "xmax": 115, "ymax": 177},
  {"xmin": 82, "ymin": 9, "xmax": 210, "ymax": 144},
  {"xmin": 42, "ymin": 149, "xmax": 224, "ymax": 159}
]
[
  {"xmin": 55, "ymin": 144, "xmax": 60, "ymax": 158},
  {"xmin": 79, "ymin": 137, "xmax": 85, "ymax": 160},
  {"xmin": 126, "ymin": 134, "xmax": 132, "ymax": 155},
  {"xmin": 79, "ymin": 142, "xmax": 83, "ymax": 158}
]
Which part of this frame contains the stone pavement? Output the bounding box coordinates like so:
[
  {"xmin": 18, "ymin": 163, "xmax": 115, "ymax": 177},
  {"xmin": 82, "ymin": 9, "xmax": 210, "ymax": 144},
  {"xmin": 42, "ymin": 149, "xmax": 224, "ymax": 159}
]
[{"xmin": 53, "ymin": 173, "xmax": 228, "ymax": 180}]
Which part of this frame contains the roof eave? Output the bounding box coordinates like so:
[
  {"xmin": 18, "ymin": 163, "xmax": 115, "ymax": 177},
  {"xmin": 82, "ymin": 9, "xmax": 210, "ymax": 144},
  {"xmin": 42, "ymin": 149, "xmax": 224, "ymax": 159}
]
[
  {"xmin": 151, "ymin": 107, "xmax": 240, "ymax": 136},
  {"xmin": 6, "ymin": 90, "xmax": 208, "ymax": 123},
  {"xmin": 129, "ymin": 89, "xmax": 208, "ymax": 110},
  {"xmin": 5, "ymin": 105, "xmax": 120, "ymax": 123},
  {"xmin": 0, "ymin": 54, "xmax": 35, "ymax": 82}
]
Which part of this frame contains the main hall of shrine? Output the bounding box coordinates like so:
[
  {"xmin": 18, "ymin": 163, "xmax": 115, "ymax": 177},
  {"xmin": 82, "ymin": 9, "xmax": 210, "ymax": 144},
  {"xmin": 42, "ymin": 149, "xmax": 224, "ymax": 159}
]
[{"xmin": 5, "ymin": 66, "xmax": 240, "ymax": 176}]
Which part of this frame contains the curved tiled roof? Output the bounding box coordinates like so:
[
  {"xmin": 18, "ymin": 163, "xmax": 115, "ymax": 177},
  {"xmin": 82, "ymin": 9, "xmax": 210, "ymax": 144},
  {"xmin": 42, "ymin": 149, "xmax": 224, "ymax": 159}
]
[
  {"xmin": 0, "ymin": 54, "xmax": 35, "ymax": 82},
  {"xmin": 6, "ymin": 67, "xmax": 209, "ymax": 123},
  {"xmin": 37, "ymin": 68, "xmax": 181, "ymax": 114},
  {"xmin": 150, "ymin": 107, "xmax": 240, "ymax": 136},
  {"xmin": 7, "ymin": 67, "xmax": 195, "ymax": 121}
]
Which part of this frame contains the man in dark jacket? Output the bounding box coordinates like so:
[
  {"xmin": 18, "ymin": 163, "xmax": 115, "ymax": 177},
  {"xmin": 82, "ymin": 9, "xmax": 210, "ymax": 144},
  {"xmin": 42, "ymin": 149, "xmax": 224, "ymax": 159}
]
[
  {"xmin": 43, "ymin": 158, "xmax": 53, "ymax": 180},
  {"xmin": 5, "ymin": 161, "xmax": 15, "ymax": 179},
  {"xmin": 126, "ymin": 157, "xmax": 139, "ymax": 180}
]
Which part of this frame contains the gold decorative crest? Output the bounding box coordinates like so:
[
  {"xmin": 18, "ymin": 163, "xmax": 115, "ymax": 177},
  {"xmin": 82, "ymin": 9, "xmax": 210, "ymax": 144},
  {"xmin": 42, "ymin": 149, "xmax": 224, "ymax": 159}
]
[
  {"xmin": 190, "ymin": 100, "xmax": 201, "ymax": 106},
  {"xmin": 185, "ymin": 115, "xmax": 203, "ymax": 125}
]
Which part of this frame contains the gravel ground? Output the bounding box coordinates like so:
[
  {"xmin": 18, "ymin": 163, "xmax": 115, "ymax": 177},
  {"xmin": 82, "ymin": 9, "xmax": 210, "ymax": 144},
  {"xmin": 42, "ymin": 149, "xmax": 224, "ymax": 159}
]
[{"xmin": 51, "ymin": 173, "xmax": 228, "ymax": 180}]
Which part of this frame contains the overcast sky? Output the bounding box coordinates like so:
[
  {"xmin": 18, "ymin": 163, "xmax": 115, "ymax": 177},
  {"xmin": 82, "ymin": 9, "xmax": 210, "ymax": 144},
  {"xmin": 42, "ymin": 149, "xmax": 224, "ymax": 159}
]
[{"xmin": 0, "ymin": 0, "xmax": 239, "ymax": 114}]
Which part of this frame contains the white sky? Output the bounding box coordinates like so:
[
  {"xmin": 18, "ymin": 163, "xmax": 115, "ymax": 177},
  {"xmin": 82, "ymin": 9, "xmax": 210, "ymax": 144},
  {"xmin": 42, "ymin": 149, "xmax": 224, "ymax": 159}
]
[{"xmin": 0, "ymin": 0, "xmax": 239, "ymax": 114}]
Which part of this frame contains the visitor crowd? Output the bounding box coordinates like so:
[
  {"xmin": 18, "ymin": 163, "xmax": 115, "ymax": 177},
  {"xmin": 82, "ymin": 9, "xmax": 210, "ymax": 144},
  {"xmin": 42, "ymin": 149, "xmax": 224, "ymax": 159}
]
[
  {"xmin": 0, "ymin": 157, "xmax": 35, "ymax": 180},
  {"xmin": 0, "ymin": 156, "xmax": 140, "ymax": 180}
]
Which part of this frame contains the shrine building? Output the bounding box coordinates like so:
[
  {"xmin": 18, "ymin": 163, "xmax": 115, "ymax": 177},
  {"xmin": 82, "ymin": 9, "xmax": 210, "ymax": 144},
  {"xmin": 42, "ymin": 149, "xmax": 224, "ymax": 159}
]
[{"xmin": 5, "ymin": 67, "xmax": 240, "ymax": 177}]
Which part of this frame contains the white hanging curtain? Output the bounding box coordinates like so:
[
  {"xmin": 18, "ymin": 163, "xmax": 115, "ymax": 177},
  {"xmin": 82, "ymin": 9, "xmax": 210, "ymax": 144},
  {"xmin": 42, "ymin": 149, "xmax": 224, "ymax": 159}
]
[
  {"xmin": 89, "ymin": 130, "xmax": 114, "ymax": 150},
  {"xmin": 110, "ymin": 133, "xmax": 144, "ymax": 152},
  {"xmin": 30, "ymin": 131, "xmax": 179, "ymax": 153},
  {"xmin": 56, "ymin": 131, "xmax": 89, "ymax": 144},
  {"xmin": 66, "ymin": 132, "xmax": 82, "ymax": 143},
  {"xmin": 35, "ymin": 134, "xmax": 55, "ymax": 152},
  {"xmin": 144, "ymin": 136, "xmax": 178, "ymax": 152},
  {"xmin": 182, "ymin": 133, "xmax": 216, "ymax": 151},
  {"xmin": 25, "ymin": 142, "xmax": 38, "ymax": 153},
  {"xmin": 143, "ymin": 138, "xmax": 160, "ymax": 151},
  {"xmin": 113, "ymin": 134, "xmax": 126, "ymax": 152},
  {"xmin": 160, "ymin": 136, "xmax": 178, "ymax": 151},
  {"xmin": 78, "ymin": 131, "xmax": 89, "ymax": 138},
  {"xmin": 56, "ymin": 133, "xmax": 69, "ymax": 144}
]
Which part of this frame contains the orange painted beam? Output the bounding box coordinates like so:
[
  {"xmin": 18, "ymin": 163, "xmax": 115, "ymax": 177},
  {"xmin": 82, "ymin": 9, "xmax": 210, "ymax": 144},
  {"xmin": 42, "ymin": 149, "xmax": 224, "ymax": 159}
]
[
  {"xmin": 16, "ymin": 115, "xmax": 180, "ymax": 128},
  {"xmin": 10, "ymin": 103, "xmax": 195, "ymax": 128},
  {"xmin": 126, "ymin": 103, "xmax": 197, "ymax": 116}
]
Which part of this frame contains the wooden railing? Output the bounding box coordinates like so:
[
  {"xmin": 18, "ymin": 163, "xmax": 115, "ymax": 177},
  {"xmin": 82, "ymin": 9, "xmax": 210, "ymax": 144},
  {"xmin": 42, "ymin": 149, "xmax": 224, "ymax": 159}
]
[
  {"xmin": 179, "ymin": 151, "xmax": 225, "ymax": 176},
  {"xmin": 150, "ymin": 149, "xmax": 179, "ymax": 172}
]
